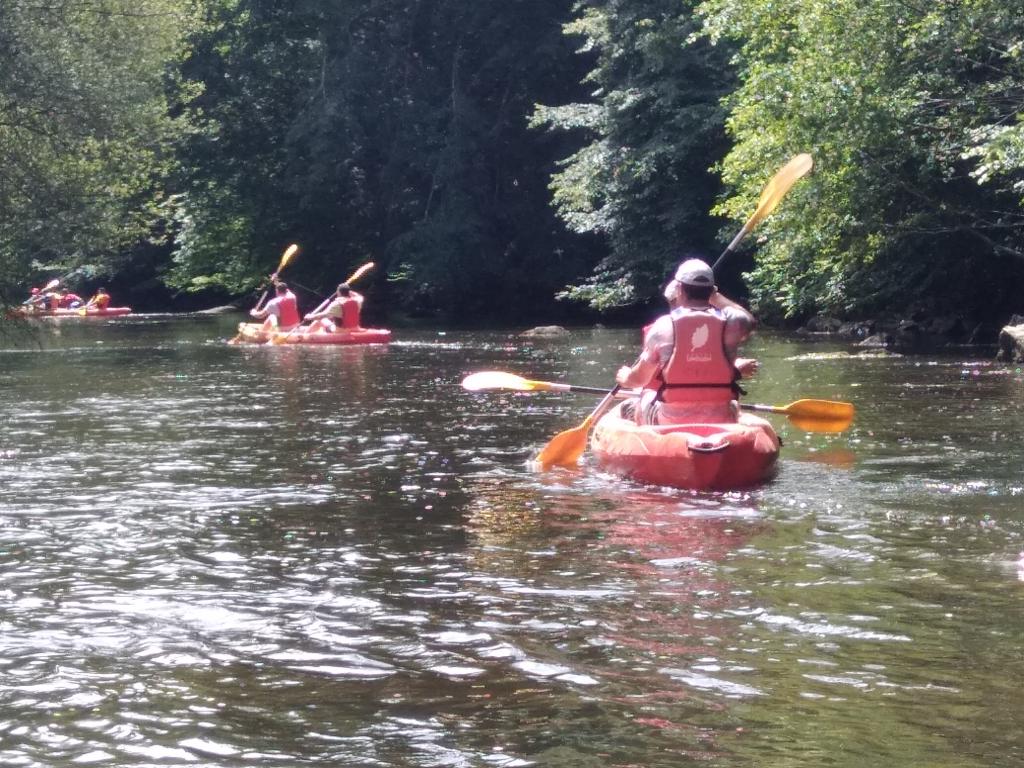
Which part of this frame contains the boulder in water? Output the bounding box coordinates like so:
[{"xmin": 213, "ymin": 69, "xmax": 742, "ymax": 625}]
[{"xmin": 520, "ymin": 325, "xmax": 569, "ymax": 338}]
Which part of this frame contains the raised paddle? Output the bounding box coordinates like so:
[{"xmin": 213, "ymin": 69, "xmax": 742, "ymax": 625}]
[
  {"xmin": 536, "ymin": 153, "xmax": 815, "ymax": 469},
  {"xmin": 464, "ymin": 372, "xmax": 854, "ymax": 433},
  {"xmin": 22, "ymin": 278, "xmax": 60, "ymax": 307},
  {"xmin": 712, "ymin": 153, "xmax": 813, "ymax": 271},
  {"xmin": 254, "ymin": 243, "xmax": 300, "ymax": 312},
  {"xmin": 266, "ymin": 261, "xmax": 376, "ymax": 345},
  {"xmin": 229, "ymin": 243, "xmax": 300, "ymax": 343}
]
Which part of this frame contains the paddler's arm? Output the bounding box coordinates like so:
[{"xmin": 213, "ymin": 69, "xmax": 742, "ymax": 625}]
[
  {"xmin": 616, "ymin": 345, "xmax": 660, "ymax": 388},
  {"xmin": 304, "ymin": 298, "xmax": 336, "ymax": 321},
  {"xmin": 709, "ymin": 289, "xmax": 756, "ymax": 330}
]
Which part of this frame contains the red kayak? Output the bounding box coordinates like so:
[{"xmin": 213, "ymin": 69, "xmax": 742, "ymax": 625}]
[
  {"xmin": 233, "ymin": 322, "xmax": 392, "ymax": 345},
  {"xmin": 8, "ymin": 306, "xmax": 132, "ymax": 319},
  {"xmin": 591, "ymin": 403, "xmax": 780, "ymax": 490}
]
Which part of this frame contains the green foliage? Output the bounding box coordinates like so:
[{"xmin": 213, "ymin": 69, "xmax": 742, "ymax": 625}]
[
  {"xmin": 533, "ymin": 0, "xmax": 736, "ymax": 310},
  {"xmin": 698, "ymin": 0, "xmax": 1024, "ymax": 323},
  {"xmin": 0, "ymin": 0, "xmax": 201, "ymax": 297},
  {"xmin": 170, "ymin": 0, "xmax": 594, "ymax": 321}
]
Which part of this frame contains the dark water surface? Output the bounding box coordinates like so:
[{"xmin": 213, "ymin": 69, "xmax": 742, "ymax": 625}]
[{"xmin": 2, "ymin": 314, "xmax": 1023, "ymax": 767}]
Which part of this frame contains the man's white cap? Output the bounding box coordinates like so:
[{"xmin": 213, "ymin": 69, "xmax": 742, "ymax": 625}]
[{"xmin": 674, "ymin": 258, "xmax": 714, "ymax": 286}]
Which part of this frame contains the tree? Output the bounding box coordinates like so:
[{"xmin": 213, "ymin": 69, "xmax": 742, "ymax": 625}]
[
  {"xmin": 698, "ymin": 0, "xmax": 1024, "ymax": 324},
  {"xmin": 0, "ymin": 0, "xmax": 199, "ymax": 300},
  {"xmin": 532, "ymin": 0, "xmax": 736, "ymax": 310},
  {"xmin": 170, "ymin": 0, "xmax": 593, "ymax": 323}
]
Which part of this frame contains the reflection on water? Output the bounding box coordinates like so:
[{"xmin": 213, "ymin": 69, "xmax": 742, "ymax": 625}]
[{"xmin": 1, "ymin": 316, "xmax": 1024, "ymax": 766}]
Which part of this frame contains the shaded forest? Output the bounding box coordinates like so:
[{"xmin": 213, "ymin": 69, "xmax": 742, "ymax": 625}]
[{"xmin": 1, "ymin": 0, "xmax": 1023, "ymax": 330}]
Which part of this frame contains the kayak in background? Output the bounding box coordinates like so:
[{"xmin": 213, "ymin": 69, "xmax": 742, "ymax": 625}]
[
  {"xmin": 7, "ymin": 306, "xmax": 133, "ymax": 319},
  {"xmin": 232, "ymin": 322, "xmax": 392, "ymax": 345},
  {"xmin": 590, "ymin": 402, "xmax": 781, "ymax": 491}
]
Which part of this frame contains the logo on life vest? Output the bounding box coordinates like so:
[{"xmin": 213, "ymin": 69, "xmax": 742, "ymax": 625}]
[{"xmin": 687, "ymin": 323, "xmax": 713, "ymax": 362}]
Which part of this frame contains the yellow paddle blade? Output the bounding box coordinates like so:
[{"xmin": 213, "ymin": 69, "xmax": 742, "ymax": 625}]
[
  {"xmin": 345, "ymin": 262, "xmax": 375, "ymax": 285},
  {"xmin": 463, "ymin": 371, "xmax": 529, "ymax": 391},
  {"xmin": 748, "ymin": 153, "xmax": 814, "ymax": 230},
  {"xmin": 277, "ymin": 243, "xmax": 300, "ymax": 272},
  {"xmin": 779, "ymin": 398, "xmax": 854, "ymax": 421},
  {"xmin": 462, "ymin": 371, "xmax": 559, "ymax": 392}
]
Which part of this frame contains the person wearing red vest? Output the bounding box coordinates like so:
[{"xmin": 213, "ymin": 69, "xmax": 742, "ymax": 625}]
[
  {"xmin": 616, "ymin": 257, "xmax": 756, "ymax": 425},
  {"xmin": 56, "ymin": 290, "xmax": 84, "ymax": 309},
  {"xmin": 250, "ymin": 281, "xmax": 301, "ymax": 330},
  {"xmin": 305, "ymin": 283, "xmax": 364, "ymax": 332}
]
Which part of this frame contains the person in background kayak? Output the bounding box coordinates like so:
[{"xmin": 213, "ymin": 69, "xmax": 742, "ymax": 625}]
[
  {"xmin": 304, "ymin": 282, "xmax": 364, "ymax": 333},
  {"xmin": 250, "ymin": 281, "xmax": 300, "ymax": 331},
  {"xmin": 56, "ymin": 290, "xmax": 84, "ymax": 309},
  {"xmin": 616, "ymin": 257, "xmax": 756, "ymax": 425},
  {"xmin": 23, "ymin": 285, "xmax": 59, "ymax": 310},
  {"xmin": 84, "ymin": 287, "xmax": 111, "ymax": 310}
]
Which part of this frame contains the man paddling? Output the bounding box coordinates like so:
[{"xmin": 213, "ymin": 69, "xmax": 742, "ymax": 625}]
[
  {"xmin": 304, "ymin": 282, "xmax": 364, "ymax": 333},
  {"xmin": 56, "ymin": 289, "xmax": 85, "ymax": 309},
  {"xmin": 250, "ymin": 281, "xmax": 300, "ymax": 331},
  {"xmin": 84, "ymin": 287, "xmax": 111, "ymax": 310},
  {"xmin": 616, "ymin": 257, "xmax": 756, "ymax": 425}
]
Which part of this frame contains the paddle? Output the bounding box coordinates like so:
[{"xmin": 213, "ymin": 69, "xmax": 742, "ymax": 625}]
[
  {"xmin": 254, "ymin": 243, "xmax": 300, "ymax": 312},
  {"xmin": 741, "ymin": 399, "xmax": 854, "ymax": 433},
  {"xmin": 228, "ymin": 243, "xmax": 300, "ymax": 343},
  {"xmin": 712, "ymin": 153, "xmax": 813, "ymax": 271},
  {"xmin": 22, "ymin": 278, "xmax": 60, "ymax": 308},
  {"xmin": 463, "ymin": 371, "xmax": 616, "ymax": 396},
  {"xmin": 465, "ymin": 372, "xmax": 853, "ymax": 433},
  {"xmin": 266, "ymin": 261, "xmax": 375, "ymax": 345},
  {"xmin": 536, "ymin": 153, "xmax": 815, "ymax": 469}
]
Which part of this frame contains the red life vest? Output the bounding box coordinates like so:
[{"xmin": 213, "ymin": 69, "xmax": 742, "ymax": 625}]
[
  {"xmin": 657, "ymin": 307, "xmax": 737, "ymax": 404},
  {"xmin": 339, "ymin": 296, "xmax": 360, "ymax": 329},
  {"xmin": 274, "ymin": 292, "xmax": 301, "ymax": 327}
]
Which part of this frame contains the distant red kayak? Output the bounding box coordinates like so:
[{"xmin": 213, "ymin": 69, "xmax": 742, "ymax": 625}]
[
  {"xmin": 233, "ymin": 322, "xmax": 392, "ymax": 345},
  {"xmin": 591, "ymin": 403, "xmax": 780, "ymax": 490},
  {"xmin": 7, "ymin": 306, "xmax": 133, "ymax": 319}
]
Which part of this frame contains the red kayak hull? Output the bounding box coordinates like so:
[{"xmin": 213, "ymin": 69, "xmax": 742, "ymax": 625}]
[
  {"xmin": 8, "ymin": 306, "xmax": 132, "ymax": 319},
  {"xmin": 591, "ymin": 404, "xmax": 780, "ymax": 490},
  {"xmin": 235, "ymin": 322, "xmax": 392, "ymax": 345}
]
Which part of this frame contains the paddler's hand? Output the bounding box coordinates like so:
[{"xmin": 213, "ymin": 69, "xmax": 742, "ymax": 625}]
[
  {"xmin": 615, "ymin": 365, "xmax": 634, "ymax": 387},
  {"xmin": 736, "ymin": 357, "xmax": 759, "ymax": 378}
]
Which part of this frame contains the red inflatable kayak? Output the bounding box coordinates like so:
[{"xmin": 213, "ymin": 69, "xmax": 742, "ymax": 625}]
[
  {"xmin": 591, "ymin": 403, "xmax": 780, "ymax": 490},
  {"xmin": 233, "ymin": 322, "xmax": 392, "ymax": 345},
  {"xmin": 8, "ymin": 306, "xmax": 132, "ymax": 319}
]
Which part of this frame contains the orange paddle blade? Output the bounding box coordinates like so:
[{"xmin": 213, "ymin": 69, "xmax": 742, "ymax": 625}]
[
  {"xmin": 742, "ymin": 398, "xmax": 854, "ymax": 433},
  {"xmin": 534, "ymin": 416, "xmax": 594, "ymax": 469},
  {"xmin": 778, "ymin": 398, "xmax": 853, "ymax": 421},
  {"xmin": 789, "ymin": 415, "xmax": 853, "ymax": 434},
  {"xmin": 535, "ymin": 386, "xmax": 621, "ymax": 468}
]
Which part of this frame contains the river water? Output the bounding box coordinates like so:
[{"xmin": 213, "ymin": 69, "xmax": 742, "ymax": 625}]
[{"xmin": 1, "ymin": 314, "xmax": 1023, "ymax": 767}]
